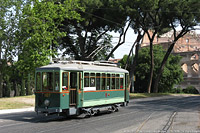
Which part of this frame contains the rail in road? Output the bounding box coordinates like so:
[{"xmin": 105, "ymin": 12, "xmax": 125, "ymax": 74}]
[{"xmin": 0, "ymin": 95, "xmax": 199, "ymax": 133}]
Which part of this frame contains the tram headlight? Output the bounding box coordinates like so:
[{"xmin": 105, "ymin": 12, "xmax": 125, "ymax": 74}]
[{"xmin": 44, "ymin": 99, "xmax": 50, "ymax": 106}]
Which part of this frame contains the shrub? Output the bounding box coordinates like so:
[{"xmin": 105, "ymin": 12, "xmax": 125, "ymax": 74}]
[
  {"xmin": 170, "ymin": 87, "xmax": 183, "ymax": 93},
  {"xmin": 182, "ymin": 86, "xmax": 199, "ymax": 94}
]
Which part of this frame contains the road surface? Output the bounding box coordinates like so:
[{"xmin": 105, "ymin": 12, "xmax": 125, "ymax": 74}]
[{"xmin": 0, "ymin": 95, "xmax": 199, "ymax": 133}]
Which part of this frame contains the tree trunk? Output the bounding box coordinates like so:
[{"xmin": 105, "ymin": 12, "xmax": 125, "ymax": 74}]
[
  {"xmin": 0, "ymin": 73, "xmax": 2, "ymax": 98},
  {"xmin": 77, "ymin": 29, "xmax": 87, "ymax": 60},
  {"xmin": 147, "ymin": 42, "xmax": 154, "ymax": 93},
  {"xmin": 0, "ymin": 42, "xmax": 2, "ymax": 97},
  {"xmin": 129, "ymin": 43, "xmax": 140, "ymax": 93},
  {"xmin": 153, "ymin": 29, "xmax": 188, "ymax": 93},
  {"xmin": 21, "ymin": 77, "xmax": 26, "ymax": 96},
  {"xmin": 26, "ymin": 73, "xmax": 32, "ymax": 95},
  {"xmin": 145, "ymin": 30, "xmax": 157, "ymax": 93},
  {"xmin": 127, "ymin": 32, "xmax": 144, "ymax": 93},
  {"xmin": 14, "ymin": 80, "xmax": 19, "ymax": 96},
  {"xmin": 153, "ymin": 42, "xmax": 176, "ymax": 93}
]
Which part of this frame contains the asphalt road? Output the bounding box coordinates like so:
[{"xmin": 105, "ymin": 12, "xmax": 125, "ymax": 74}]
[{"xmin": 0, "ymin": 95, "xmax": 199, "ymax": 133}]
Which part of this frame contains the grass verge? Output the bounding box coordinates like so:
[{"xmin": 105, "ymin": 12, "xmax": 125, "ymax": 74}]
[
  {"xmin": 0, "ymin": 95, "xmax": 35, "ymax": 110},
  {"xmin": 130, "ymin": 93, "xmax": 200, "ymax": 99},
  {"xmin": 129, "ymin": 93, "xmax": 171, "ymax": 99}
]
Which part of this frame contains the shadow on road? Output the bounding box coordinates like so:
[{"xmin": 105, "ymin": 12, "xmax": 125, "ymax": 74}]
[
  {"xmin": 0, "ymin": 95, "xmax": 199, "ymax": 124},
  {"xmin": 128, "ymin": 96, "xmax": 200, "ymax": 112}
]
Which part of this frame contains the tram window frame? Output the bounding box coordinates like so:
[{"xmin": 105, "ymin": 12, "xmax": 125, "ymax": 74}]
[
  {"xmin": 96, "ymin": 73, "xmax": 101, "ymax": 90},
  {"xmin": 84, "ymin": 73, "xmax": 89, "ymax": 87},
  {"xmin": 120, "ymin": 74, "xmax": 124, "ymax": 89},
  {"xmin": 116, "ymin": 74, "xmax": 120, "ymax": 89},
  {"xmin": 79, "ymin": 73, "xmax": 82, "ymax": 90},
  {"xmin": 62, "ymin": 72, "xmax": 69, "ymax": 91},
  {"xmin": 111, "ymin": 74, "xmax": 116, "ymax": 89},
  {"xmin": 125, "ymin": 74, "xmax": 129, "ymax": 89},
  {"xmin": 107, "ymin": 73, "xmax": 111, "ymax": 90},
  {"xmin": 102, "ymin": 73, "xmax": 106, "ymax": 90},
  {"xmin": 36, "ymin": 72, "xmax": 41, "ymax": 91},
  {"xmin": 70, "ymin": 72, "xmax": 77, "ymax": 88},
  {"xmin": 42, "ymin": 72, "xmax": 53, "ymax": 91},
  {"xmin": 54, "ymin": 72, "xmax": 60, "ymax": 92},
  {"xmin": 90, "ymin": 73, "xmax": 96, "ymax": 87}
]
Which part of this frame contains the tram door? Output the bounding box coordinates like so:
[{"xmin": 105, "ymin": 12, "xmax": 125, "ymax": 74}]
[{"xmin": 69, "ymin": 72, "xmax": 78, "ymax": 106}]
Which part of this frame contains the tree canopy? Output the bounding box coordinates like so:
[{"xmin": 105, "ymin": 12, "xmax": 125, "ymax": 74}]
[
  {"xmin": 59, "ymin": 0, "xmax": 127, "ymax": 60},
  {"xmin": 0, "ymin": 0, "xmax": 200, "ymax": 97},
  {"xmin": 119, "ymin": 0, "xmax": 200, "ymax": 93},
  {"xmin": 120, "ymin": 45, "xmax": 183, "ymax": 93}
]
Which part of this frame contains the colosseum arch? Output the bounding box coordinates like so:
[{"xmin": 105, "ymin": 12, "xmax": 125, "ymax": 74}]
[
  {"xmin": 191, "ymin": 63, "xmax": 199, "ymax": 73},
  {"xmin": 181, "ymin": 63, "xmax": 188, "ymax": 74},
  {"xmin": 190, "ymin": 53, "xmax": 199, "ymax": 60}
]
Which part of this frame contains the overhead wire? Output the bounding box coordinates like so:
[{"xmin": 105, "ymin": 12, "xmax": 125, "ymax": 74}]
[{"xmin": 82, "ymin": 7, "xmax": 200, "ymax": 14}]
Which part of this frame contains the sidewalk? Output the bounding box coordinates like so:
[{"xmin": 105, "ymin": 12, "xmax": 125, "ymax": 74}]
[{"xmin": 0, "ymin": 107, "xmax": 34, "ymax": 115}]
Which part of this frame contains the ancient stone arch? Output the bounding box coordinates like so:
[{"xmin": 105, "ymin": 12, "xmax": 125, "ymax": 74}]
[
  {"xmin": 181, "ymin": 63, "xmax": 188, "ymax": 76},
  {"xmin": 190, "ymin": 53, "xmax": 199, "ymax": 60}
]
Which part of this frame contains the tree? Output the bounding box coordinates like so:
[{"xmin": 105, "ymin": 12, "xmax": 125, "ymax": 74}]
[
  {"xmin": 60, "ymin": 0, "xmax": 127, "ymax": 60},
  {"xmin": 0, "ymin": 0, "xmax": 10, "ymax": 97},
  {"xmin": 124, "ymin": 0, "xmax": 170, "ymax": 93},
  {"xmin": 0, "ymin": 0, "xmax": 26, "ymax": 97},
  {"xmin": 153, "ymin": 0, "xmax": 200, "ymax": 92},
  {"xmin": 134, "ymin": 45, "xmax": 183, "ymax": 93},
  {"xmin": 119, "ymin": 0, "xmax": 200, "ymax": 93},
  {"xmin": 13, "ymin": 0, "xmax": 82, "ymax": 95}
]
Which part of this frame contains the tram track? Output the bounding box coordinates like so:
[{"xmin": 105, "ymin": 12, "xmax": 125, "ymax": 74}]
[
  {"xmin": 0, "ymin": 95, "xmax": 199, "ymax": 133},
  {"xmin": 135, "ymin": 112, "xmax": 155, "ymax": 133},
  {"xmin": 160, "ymin": 111, "xmax": 177, "ymax": 133},
  {"xmin": 38, "ymin": 96, "xmax": 192, "ymax": 133},
  {"xmin": 37, "ymin": 110, "xmax": 143, "ymax": 133},
  {"xmin": 130, "ymin": 96, "xmax": 200, "ymax": 132}
]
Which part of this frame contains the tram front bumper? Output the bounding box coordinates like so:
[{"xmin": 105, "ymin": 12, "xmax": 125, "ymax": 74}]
[{"xmin": 35, "ymin": 107, "xmax": 63, "ymax": 114}]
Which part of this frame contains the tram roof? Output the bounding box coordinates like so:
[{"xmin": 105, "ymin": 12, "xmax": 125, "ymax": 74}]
[{"xmin": 36, "ymin": 60, "xmax": 129, "ymax": 73}]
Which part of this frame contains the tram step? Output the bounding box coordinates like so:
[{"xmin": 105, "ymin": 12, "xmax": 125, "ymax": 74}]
[{"xmin": 69, "ymin": 107, "xmax": 77, "ymax": 115}]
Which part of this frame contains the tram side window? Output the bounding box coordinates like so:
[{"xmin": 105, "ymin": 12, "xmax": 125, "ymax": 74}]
[
  {"xmin": 84, "ymin": 73, "xmax": 89, "ymax": 87},
  {"xmin": 120, "ymin": 74, "xmax": 124, "ymax": 89},
  {"xmin": 116, "ymin": 74, "xmax": 120, "ymax": 89},
  {"xmin": 90, "ymin": 73, "xmax": 95, "ymax": 87},
  {"xmin": 42, "ymin": 72, "xmax": 53, "ymax": 91},
  {"xmin": 111, "ymin": 74, "xmax": 115, "ymax": 89},
  {"xmin": 96, "ymin": 73, "xmax": 101, "ymax": 90},
  {"xmin": 70, "ymin": 72, "xmax": 77, "ymax": 88},
  {"xmin": 107, "ymin": 74, "xmax": 110, "ymax": 90},
  {"xmin": 55, "ymin": 72, "xmax": 60, "ymax": 91},
  {"xmin": 36, "ymin": 72, "xmax": 41, "ymax": 91},
  {"xmin": 62, "ymin": 72, "xmax": 68, "ymax": 90},
  {"xmin": 125, "ymin": 74, "xmax": 129, "ymax": 89},
  {"xmin": 102, "ymin": 73, "xmax": 106, "ymax": 90}
]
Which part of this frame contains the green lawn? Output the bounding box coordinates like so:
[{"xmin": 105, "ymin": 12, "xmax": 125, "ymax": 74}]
[{"xmin": 0, "ymin": 95, "xmax": 35, "ymax": 110}]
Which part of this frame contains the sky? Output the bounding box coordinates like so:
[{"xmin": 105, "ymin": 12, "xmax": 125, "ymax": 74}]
[
  {"xmin": 111, "ymin": 29, "xmax": 137, "ymax": 59},
  {"xmin": 111, "ymin": 26, "xmax": 200, "ymax": 59}
]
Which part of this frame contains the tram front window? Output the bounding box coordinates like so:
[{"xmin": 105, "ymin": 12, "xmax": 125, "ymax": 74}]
[{"xmin": 42, "ymin": 72, "xmax": 53, "ymax": 91}]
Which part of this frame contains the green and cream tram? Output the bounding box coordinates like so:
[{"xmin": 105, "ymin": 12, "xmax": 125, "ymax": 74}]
[{"xmin": 35, "ymin": 60, "xmax": 129, "ymax": 116}]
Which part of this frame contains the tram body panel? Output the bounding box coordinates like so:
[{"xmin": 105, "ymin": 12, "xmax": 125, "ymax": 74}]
[
  {"xmin": 82, "ymin": 90, "xmax": 124, "ymax": 107},
  {"xmin": 35, "ymin": 60, "xmax": 130, "ymax": 116}
]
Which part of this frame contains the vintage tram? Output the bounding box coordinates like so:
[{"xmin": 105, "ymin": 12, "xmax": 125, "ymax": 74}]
[{"xmin": 35, "ymin": 60, "xmax": 129, "ymax": 116}]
